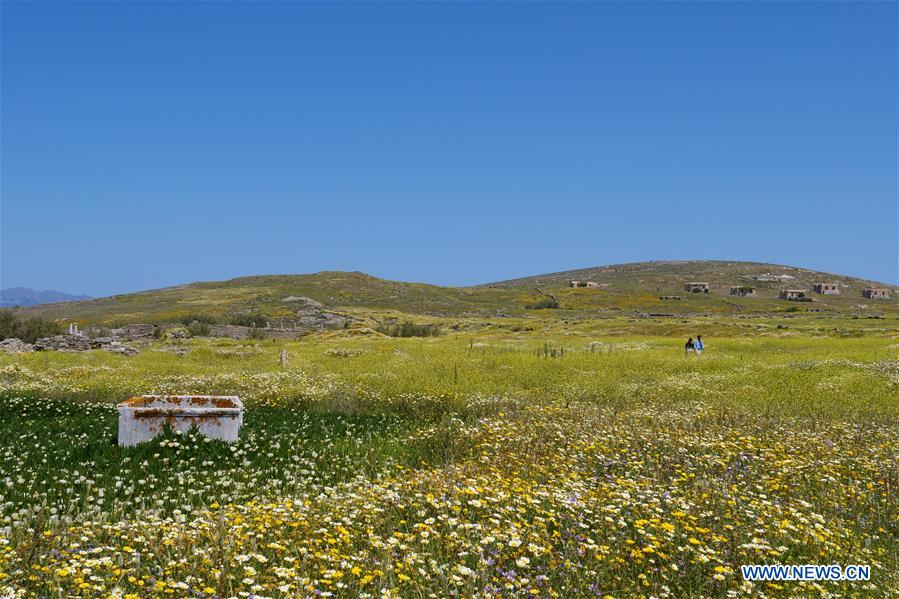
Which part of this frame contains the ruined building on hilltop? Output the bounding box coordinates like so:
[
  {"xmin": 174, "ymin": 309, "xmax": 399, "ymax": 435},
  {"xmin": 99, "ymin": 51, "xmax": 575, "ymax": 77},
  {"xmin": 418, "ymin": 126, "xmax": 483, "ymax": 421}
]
[
  {"xmin": 684, "ymin": 282, "xmax": 709, "ymax": 293},
  {"xmin": 862, "ymin": 288, "xmax": 890, "ymax": 300},
  {"xmin": 779, "ymin": 289, "xmax": 810, "ymax": 301},
  {"xmin": 813, "ymin": 283, "xmax": 840, "ymax": 295},
  {"xmin": 730, "ymin": 286, "xmax": 756, "ymax": 297}
]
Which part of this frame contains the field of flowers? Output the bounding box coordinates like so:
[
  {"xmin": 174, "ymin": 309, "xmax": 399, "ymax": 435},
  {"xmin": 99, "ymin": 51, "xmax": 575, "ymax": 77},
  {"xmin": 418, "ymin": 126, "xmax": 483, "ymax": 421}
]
[{"xmin": 0, "ymin": 325, "xmax": 897, "ymax": 597}]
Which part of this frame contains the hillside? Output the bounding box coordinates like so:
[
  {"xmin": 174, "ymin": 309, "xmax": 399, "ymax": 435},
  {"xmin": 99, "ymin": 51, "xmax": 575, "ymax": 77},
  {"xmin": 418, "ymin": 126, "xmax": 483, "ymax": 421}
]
[
  {"xmin": 15, "ymin": 272, "xmax": 524, "ymax": 324},
  {"xmin": 14, "ymin": 261, "xmax": 896, "ymax": 325},
  {"xmin": 489, "ymin": 259, "xmax": 892, "ymax": 288}
]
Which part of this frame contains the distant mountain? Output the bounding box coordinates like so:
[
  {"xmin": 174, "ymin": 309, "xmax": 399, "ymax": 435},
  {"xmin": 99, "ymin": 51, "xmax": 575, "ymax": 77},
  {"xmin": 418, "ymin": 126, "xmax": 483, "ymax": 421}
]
[{"xmin": 0, "ymin": 287, "xmax": 92, "ymax": 308}]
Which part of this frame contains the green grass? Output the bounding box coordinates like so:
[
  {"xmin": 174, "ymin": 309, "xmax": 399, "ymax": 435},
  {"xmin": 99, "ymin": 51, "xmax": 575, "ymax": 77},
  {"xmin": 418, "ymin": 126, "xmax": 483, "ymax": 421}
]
[
  {"xmin": 0, "ymin": 319, "xmax": 897, "ymax": 597},
  {"xmin": 2, "ymin": 320, "xmax": 897, "ymax": 413},
  {"xmin": 375, "ymin": 320, "xmax": 441, "ymax": 337},
  {"xmin": 0, "ymin": 396, "xmax": 423, "ymax": 529}
]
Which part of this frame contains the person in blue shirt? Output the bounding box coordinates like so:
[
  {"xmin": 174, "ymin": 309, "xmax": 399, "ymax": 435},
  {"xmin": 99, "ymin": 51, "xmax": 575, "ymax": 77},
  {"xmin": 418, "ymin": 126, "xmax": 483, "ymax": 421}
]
[{"xmin": 694, "ymin": 335, "xmax": 705, "ymax": 355}]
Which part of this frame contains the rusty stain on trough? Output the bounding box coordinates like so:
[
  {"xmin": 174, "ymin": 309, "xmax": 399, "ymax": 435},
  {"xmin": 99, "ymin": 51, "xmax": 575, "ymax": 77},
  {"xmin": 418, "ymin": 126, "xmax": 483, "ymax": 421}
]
[{"xmin": 117, "ymin": 395, "xmax": 244, "ymax": 447}]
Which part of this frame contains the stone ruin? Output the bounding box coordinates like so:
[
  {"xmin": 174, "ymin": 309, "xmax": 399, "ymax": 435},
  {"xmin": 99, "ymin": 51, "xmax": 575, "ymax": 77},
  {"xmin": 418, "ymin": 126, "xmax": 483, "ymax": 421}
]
[
  {"xmin": 730, "ymin": 286, "xmax": 756, "ymax": 297},
  {"xmin": 8, "ymin": 297, "xmax": 353, "ymax": 355},
  {"xmin": 109, "ymin": 324, "xmax": 157, "ymax": 340},
  {"xmin": 779, "ymin": 289, "xmax": 811, "ymax": 302},
  {"xmin": 34, "ymin": 335, "xmax": 140, "ymax": 355},
  {"xmin": 0, "ymin": 338, "xmax": 34, "ymax": 353},
  {"xmin": 813, "ymin": 283, "xmax": 840, "ymax": 295},
  {"xmin": 35, "ymin": 335, "xmax": 98, "ymax": 351},
  {"xmin": 862, "ymin": 288, "xmax": 891, "ymax": 300},
  {"xmin": 684, "ymin": 282, "xmax": 710, "ymax": 293},
  {"xmin": 284, "ymin": 296, "xmax": 352, "ymax": 329}
]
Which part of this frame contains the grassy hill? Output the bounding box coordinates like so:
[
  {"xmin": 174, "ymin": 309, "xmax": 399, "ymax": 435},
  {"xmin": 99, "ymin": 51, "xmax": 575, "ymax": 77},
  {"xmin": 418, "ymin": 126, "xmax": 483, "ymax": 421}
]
[
  {"xmin": 15, "ymin": 272, "xmax": 525, "ymax": 325},
  {"xmin": 14, "ymin": 261, "xmax": 896, "ymax": 325},
  {"xmin": 487, "ymin": 259, "xmax": 896, "ymax": 312},
  {"xmin": 489, "ymin": 259, "xmax": 890, "ymax": 290}
]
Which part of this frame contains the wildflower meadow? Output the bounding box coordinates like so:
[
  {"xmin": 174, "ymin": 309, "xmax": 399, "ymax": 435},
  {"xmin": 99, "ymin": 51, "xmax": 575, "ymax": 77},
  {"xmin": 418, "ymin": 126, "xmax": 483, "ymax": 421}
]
[{"xmin": 0, "ymin": 323, "xmax": 896, "ymax": 597}]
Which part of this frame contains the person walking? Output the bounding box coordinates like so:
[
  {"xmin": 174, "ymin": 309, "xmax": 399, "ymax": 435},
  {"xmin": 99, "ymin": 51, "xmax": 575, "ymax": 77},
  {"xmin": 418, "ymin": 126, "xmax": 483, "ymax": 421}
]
[
  {"xmin": 694, "ymin": 335, "xmax": 704, "ymax": 355},
  {"xmin": 685, "ymin": 337, "xmax": 695, "ymax": 355}
]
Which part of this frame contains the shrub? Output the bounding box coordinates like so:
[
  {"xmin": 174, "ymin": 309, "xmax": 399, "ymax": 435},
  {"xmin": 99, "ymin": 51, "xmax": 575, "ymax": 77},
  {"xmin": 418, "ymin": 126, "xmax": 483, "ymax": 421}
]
[
  {"xmin": 230, "ymin": 313, "xmax": 268, "ymax": 328},
  {"xmin": 525, "ymin": 297, "xmax": 559, "ymax": 310},
  {"xmin": 187, "ymin": 322, "xmax": 211, "ymax": 337},
  {"xmin": 248, "ymin": 327, "xmax": 267, "ymax": 340},
  {"xmin": 536, "ymin": 342, "xmax": 565, "ymax": 358},
  {"xmin": 0, "ymin": 311, "xmax": 62, "ymax": 343},
  {"xmin": 375, "ymin": 321, "xmax": 441, "ymax": 337}
]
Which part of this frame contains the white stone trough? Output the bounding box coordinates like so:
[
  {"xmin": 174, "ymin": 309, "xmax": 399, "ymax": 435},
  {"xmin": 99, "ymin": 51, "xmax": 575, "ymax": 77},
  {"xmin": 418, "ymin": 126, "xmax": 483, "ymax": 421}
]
[{"xmin": 117, "ymin": 395, "xmax": 244, "ymax": 447}]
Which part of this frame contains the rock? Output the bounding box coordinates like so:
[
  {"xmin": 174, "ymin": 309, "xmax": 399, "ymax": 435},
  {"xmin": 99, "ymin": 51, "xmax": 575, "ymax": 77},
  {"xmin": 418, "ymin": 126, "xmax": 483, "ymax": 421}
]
[
  {"xmin": 0, "ymin": 338, "xmax": 34, "ymax": 353},
  {"xmin": 275, "ymin": 297, "xmax": 354, "ymax": 331},
  {"xmin": 295, "ymin": 311, "xmax": 350, "ymax": 330},
  {"xmin": 34, "ymin": 335, "xmax": 101, "ymax": 351},
  {"xmin": 283, "ymin": 296, "xmax": 323, "ymax": 308},
  {"xmin": 110, "ymin": 324, "xmax": 156, "ymax": 340},
  {"xmin": 32, "ymin": 334, "xmax": 137, "ymax": 354},
  {"xmin": 102, "ymin": 341, "xmax": 140, "ymax": 356},
  {"xmin": 162, "ymin": 327, "xmax": 191, "ymax": 340}
]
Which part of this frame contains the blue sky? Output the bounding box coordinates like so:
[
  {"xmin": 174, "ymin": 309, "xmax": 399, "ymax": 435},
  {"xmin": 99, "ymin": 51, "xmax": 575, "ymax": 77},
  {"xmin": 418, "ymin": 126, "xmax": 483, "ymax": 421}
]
[{"xmin": 2, "ymin": 1, "xmax": 896, "ymax": 296}]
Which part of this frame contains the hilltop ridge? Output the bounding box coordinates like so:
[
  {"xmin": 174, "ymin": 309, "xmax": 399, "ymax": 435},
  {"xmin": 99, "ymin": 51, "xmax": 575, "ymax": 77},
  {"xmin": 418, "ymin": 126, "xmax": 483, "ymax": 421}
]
[
  {"xmin": 486, "ymin": 259, "xmax": 891, "ymax": 288},
  {"xmin": 12, "ymin": 261, "xmax": 896, "ymax": 325}
]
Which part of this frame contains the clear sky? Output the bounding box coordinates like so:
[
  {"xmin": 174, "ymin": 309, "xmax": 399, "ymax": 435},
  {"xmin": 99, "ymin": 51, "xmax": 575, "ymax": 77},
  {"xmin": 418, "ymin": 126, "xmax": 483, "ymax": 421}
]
[{"xmin": 1, "ymin": 1, "xmax": 896, "ymax": 296}]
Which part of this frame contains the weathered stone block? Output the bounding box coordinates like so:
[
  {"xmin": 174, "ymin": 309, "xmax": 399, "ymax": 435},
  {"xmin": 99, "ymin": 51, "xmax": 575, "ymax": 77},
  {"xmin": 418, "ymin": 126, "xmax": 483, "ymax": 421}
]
[{"xmin": 117, "ymin": 395, "xmax": 244, "ymax": 447}]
